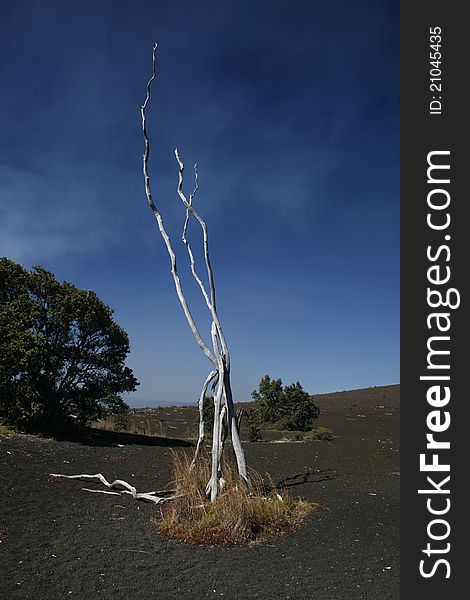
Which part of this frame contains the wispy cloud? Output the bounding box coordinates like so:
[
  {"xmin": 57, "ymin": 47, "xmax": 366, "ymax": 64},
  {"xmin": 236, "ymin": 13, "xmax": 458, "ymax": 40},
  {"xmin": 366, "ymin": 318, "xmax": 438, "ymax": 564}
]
[{"xmin": 0, "ymin": 163, "xmax": 119, "ymax": 263}]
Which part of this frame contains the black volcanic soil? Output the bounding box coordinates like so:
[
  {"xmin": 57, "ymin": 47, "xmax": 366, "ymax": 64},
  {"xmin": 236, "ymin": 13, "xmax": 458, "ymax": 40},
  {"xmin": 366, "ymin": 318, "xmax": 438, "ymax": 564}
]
[{"xmin": 0, "ymin": 385, "xmax": 399, "ymax": 600}]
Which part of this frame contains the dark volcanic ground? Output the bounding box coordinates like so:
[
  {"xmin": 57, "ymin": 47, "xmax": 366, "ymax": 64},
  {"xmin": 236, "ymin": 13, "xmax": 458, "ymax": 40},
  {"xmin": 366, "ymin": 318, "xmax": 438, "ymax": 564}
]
[{"xmin": 0, "ymin": 384, "xmax": 399, "ymax": 599}]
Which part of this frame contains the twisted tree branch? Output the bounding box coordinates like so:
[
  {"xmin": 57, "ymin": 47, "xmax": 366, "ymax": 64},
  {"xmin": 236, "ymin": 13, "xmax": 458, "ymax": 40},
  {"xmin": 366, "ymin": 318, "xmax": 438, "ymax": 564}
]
[
  {"xmin": 50, "ymin": 473, "xmax": 177, "ymax": 504},
  {"xmin": 141, "ymin": 43, "xmax": 216, "ymax": 367}
]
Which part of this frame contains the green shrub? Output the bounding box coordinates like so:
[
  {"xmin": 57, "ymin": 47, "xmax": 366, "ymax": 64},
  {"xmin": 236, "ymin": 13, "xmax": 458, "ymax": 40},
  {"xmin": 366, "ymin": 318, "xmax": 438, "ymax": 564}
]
[
  {"xmin": 251, "ymin": 375, "xmax": 320, "ymax": 432},
  {"xmin": 113, "ymin": 409, "xmax": 130, "ymax": 432},
  {"xmin": 246, "ymin": 409, "xmax": 262, "ymax": 442},
  {"xmin": 303, "ymin": 427, "xmax": 334, "ymax": 441}
]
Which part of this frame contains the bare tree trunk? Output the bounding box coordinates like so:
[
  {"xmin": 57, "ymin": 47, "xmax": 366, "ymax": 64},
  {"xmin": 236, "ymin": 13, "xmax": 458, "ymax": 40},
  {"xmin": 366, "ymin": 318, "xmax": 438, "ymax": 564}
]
[
  {"xmin": 141, "ymin": 43, "xmax": 250, "ymax": 501},
  {"xmin": 223, "ymin": 370, "xmax": 250, "ymax": 486},
  {"xmin": 190, "ymin": 369, "xmax": 217, "ymax": 470},
  {"xmin": 236, "ymin": 408, "xmax": 245, "ymax": 431}
]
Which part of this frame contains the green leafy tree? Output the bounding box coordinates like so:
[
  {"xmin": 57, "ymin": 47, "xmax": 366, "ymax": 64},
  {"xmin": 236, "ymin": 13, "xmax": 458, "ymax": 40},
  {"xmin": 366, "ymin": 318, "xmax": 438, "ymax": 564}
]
[
  {"xmin": 0, "ymin": 258, "xmax": 139, "ymax": 433},
  {"xmin": 251, "ymin": 375, "xmax": 284, "ymax": 423},
  {"xmin": 251, "ymin": 375, "xmax": 320, "ymax": 432},
  {"xmin": 277, "ymin": 381, "xmax": 320, "ymax": 431}
]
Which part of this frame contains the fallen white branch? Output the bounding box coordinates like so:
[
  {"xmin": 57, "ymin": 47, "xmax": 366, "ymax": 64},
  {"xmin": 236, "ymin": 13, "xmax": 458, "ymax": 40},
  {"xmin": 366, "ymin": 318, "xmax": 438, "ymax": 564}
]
[
  {"xmin": 50, "ymin": 473, "xmax": 177, "ymax": 505},
  {"xmin": 82, "ymin": 488, "xmax": 121, "ymax": 496}
]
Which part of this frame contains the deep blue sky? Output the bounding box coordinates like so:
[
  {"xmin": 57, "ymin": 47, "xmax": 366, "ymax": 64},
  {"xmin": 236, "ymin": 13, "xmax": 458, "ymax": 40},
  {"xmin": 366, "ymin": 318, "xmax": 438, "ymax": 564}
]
[{"xmin": 0, "ymin": 0, "xmax": 399, "ymax": 406}]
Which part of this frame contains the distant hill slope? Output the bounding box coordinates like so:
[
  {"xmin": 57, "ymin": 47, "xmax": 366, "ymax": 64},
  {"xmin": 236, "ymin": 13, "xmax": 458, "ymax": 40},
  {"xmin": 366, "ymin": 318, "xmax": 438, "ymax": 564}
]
[
  {"xmin": 95, "ymin": 384, "xmax": 399, "ymax": 440},
  {"xmin": 233, "ymin": 383, "xmax": 399, "ymax": 411}
]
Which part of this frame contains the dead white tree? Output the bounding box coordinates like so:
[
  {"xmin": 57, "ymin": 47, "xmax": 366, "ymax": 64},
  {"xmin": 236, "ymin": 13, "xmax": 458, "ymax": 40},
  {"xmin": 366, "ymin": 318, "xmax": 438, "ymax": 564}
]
[{"xmin": 141, "ymin": 43, "xmax": 249, "ymax": 502}]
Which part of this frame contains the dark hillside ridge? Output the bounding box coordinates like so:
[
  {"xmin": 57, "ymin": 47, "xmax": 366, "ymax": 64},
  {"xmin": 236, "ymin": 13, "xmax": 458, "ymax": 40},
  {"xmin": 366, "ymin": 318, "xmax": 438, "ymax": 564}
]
[{"xmin": 94, "ymin": 384, "xmax": 399, "ymax": 441}]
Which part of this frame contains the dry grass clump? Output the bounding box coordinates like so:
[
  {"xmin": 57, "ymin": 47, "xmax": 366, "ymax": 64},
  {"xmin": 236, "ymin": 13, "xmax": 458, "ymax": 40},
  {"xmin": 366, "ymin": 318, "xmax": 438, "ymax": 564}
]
[
  {"xmin": 156, "ymin": 451, "xmax": 317, "ymax": 545},
  {"xmin": 0, "ymin": 421, "xmax": 17, "ymax": 438}
]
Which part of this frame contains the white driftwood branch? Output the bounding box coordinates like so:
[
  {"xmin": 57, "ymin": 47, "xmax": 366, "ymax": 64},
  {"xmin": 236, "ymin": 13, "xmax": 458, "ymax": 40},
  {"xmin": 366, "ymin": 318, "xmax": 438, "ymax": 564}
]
[
  {"xmin": 175, "ymin": 149, "xmax": 230, "ymax": 365},
  {"xmin": 190, "ymin": 368, "xmax": 218, "ymax": 469},
  {"xmin": 223, "ymin": 370, "xmax": 250, "ymax": 487},
  {"xmin": 236, "ymin": 408, "xmax": 245, "ymax": 431},
  {"xmin": 181, "ymin": 163, "xmax": 212, "ymax": 310},
  {"xmin": 50, "ymin": 473, "xmax": 177, "ymax": 504},
  {"xmin": 141, "ymin": 43, "xmax": 216, "ymax": 368},
  {"xmin": 217, "ymin": 403, "xmax": 227, "ymax": 464},
  {"xmin": 208, "ymin": 322, "xmax": 225, "ymax": 501},
  {"xmin": 82, "ymin": 488, "xmax": 122, "ymax": 496}
]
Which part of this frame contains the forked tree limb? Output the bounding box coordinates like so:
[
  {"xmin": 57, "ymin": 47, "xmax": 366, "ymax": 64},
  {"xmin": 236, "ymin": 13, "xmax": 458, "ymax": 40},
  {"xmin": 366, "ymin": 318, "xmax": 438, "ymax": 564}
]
[
  {"xmin": 141, "ymin": 43, "xmax": 216, "ymax": 368},
  {"xmin": 175, "ymin": 149, "xmax": 230, "ymax": 368},
  {"xmin": 181, "ymin": 164, "xmax": 214, "ymax": 313}
]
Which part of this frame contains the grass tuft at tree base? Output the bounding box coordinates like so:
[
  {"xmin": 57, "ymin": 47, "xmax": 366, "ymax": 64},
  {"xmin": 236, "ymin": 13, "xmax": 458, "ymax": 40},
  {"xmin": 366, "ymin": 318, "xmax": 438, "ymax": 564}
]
[{"xmin": 155, "ymin": 451, "xmax": 318, "ymax": 545}]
